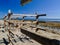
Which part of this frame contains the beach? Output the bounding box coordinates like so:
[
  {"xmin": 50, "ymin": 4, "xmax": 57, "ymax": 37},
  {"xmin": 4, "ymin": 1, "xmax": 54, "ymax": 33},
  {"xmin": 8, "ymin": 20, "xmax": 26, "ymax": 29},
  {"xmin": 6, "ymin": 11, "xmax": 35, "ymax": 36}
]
[{"xmin": 0, "ymin": 20, "xmax": 60, "ymax": 45}]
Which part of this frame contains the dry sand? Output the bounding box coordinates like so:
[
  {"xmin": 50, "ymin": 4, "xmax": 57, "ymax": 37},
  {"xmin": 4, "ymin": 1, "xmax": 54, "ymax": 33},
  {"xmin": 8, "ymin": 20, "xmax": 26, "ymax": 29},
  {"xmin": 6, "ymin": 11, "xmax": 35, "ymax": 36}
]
[{"xmin": 0, "ymin": 20, "xmax": 60, "ymax": 45}]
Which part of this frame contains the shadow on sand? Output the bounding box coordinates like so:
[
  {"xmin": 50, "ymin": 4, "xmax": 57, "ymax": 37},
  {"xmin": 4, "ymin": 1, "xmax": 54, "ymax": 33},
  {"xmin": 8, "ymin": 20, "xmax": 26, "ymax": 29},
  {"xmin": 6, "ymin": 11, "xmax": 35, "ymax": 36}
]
[
  {"xmin": 21, "ymin": 28, "xmax": 60, "ymax": 45},
  {"xmin": 3, "ymin": 38, "xmax": 9, "ymax": 45}
]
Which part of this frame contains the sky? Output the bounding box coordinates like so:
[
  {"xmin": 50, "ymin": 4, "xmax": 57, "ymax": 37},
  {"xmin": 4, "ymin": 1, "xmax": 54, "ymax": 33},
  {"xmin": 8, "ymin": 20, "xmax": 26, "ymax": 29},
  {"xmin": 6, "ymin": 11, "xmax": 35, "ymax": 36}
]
[{"xmin": 0, "ymin": 0, "xmax": 60, "ymax": 19}]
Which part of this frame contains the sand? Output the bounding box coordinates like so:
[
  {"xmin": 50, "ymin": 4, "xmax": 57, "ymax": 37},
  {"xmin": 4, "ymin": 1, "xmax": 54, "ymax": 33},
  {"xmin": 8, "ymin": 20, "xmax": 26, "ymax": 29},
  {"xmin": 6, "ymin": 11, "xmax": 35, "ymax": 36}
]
[{"xmin": 0, "ymin": 20, "xmax": 60, "ymax": 45}]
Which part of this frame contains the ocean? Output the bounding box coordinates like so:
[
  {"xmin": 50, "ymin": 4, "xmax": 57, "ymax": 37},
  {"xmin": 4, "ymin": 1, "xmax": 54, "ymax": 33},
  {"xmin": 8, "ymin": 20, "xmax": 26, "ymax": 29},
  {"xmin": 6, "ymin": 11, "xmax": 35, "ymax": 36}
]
[
  {"xmin": 39, "ymin": 19, "xmax": 60, "ymax": 22},
  {"xmin": 0, "ymin": 18, "xmax": 60, "ymax": 22}
]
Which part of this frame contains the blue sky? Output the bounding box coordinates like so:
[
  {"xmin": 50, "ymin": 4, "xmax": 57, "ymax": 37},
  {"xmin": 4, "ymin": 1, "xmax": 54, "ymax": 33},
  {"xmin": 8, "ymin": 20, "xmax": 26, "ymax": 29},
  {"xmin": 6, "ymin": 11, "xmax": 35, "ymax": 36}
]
[{"xmin": 0, "ymin": 0, "xmax": 60, "ymax": 19}]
